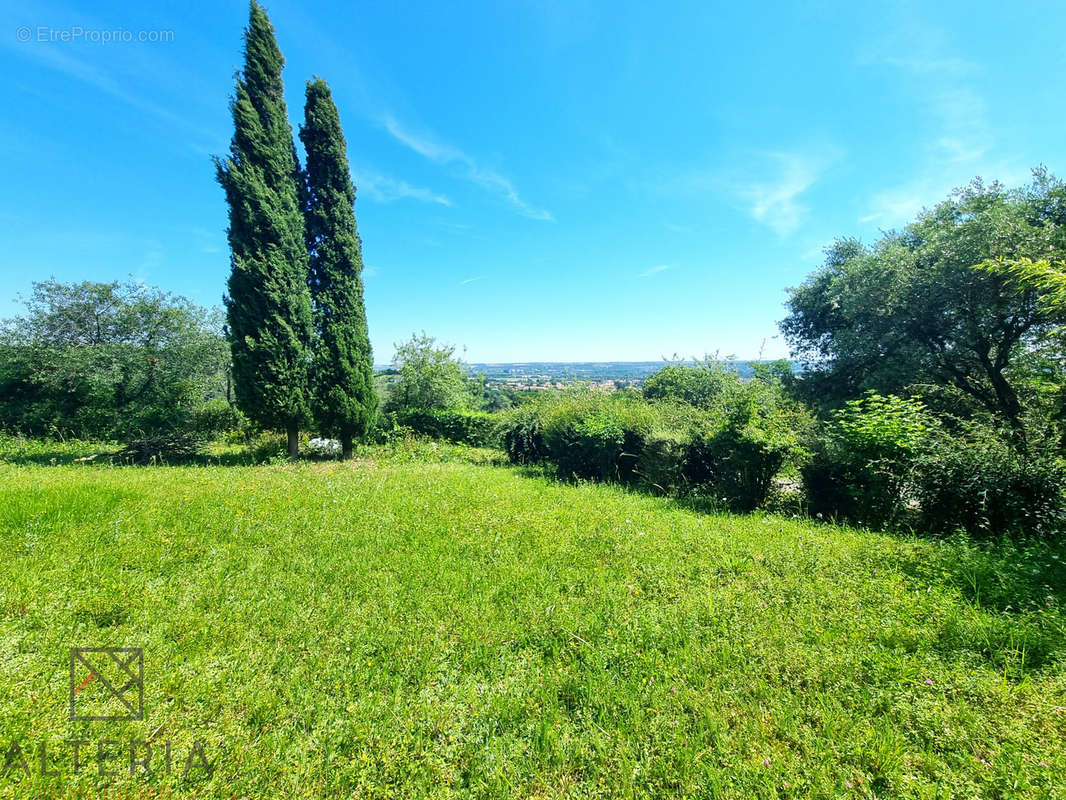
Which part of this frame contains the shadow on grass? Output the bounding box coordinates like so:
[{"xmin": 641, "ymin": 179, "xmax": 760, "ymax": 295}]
[{"xmin": 896, "ymin": 532, "xmax": 1066, "ymax": 611}]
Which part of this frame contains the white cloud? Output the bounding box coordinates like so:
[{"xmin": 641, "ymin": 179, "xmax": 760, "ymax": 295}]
[
  {"xmin": 459, "ymin": 276, "xmax": 484, "ymax": 285},
  {"xmin": 859, "ymin": 28, "xmax": 1023, "ymax": 227},
  {"xmin": 638, "ymin": 264, "xmax": 670, "ymax": 277},
  {"xmin": 355, "ymin": 168, "xmax": 452, "ymax": 207},
  {"xmin": 736, "ymin": 151, "xmax": 837, "ymax": 236},
  {"xmin": 381, "ymin": 114, "xmax": 554, "ymax": 221}
]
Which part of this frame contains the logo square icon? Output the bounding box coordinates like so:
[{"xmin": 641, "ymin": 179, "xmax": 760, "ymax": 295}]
[{"xmin": 69, "ymin": 647, "xmax": 143, "ymax": 721}]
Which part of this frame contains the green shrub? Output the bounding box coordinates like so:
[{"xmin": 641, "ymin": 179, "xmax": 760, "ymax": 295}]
[
  {"xmin": 0, "ymin": 280, "xmax": 229, "ymax": 440},
  {"xmin": 189, "ymin": 399, "xmax": 250, "ymax": 438},
  {"xmin": 539, "ymin": 395, "xmax": 630, "ymax": 481},
  {"xmin": 912, "ymin": 431, "xmax": 1066, "ymax": 537},
  {"xmin": 684, "ymin": 379, "xmax": 810, "ymax": 511},
  {"xmin": 642, "ymin": 364, "xmax": 737, "ymax": 407},
  {"xmin": 394, "ymin": 409, "xmax": 502, "ymax": 448},
  {"xmin": 500, "ymin": 382, "xmax": 808, "ymax": 512},
  {"xmin": 802, "ymin": 392, "xmax": 934, "ymax": 527},
  {"xmin": 246, "ymin": 433, "xmax": 288, "ymax": 464},
  {"xmin": 498, "ymin": 374, "xmax": 809, "ymax": 511},
  {"xmin": 503, "ymin": 403, "xmax": 549, "ymax": 464},
  {"xmin": 633, "ymin": 429, "xmax": 690, "ymax": 495}
]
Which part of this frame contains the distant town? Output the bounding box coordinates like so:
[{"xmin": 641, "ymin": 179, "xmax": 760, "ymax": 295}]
[{"xmin": 375, "ymin": 360, "xmax": 802, "ymax": 393}]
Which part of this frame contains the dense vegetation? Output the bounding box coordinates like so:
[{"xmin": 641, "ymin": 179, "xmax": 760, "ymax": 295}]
[{"xmin": 0, "ymin": 280, "xmax": 230, "ymax": 439}]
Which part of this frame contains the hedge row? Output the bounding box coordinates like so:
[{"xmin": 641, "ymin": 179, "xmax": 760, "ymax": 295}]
[
  {"xmin": 392, "ymin": 409, "xmax": 503, "ymax": 448},
  {"xmin": 502, "ymin": 386, "xmax": 810, "ymax": 511}
]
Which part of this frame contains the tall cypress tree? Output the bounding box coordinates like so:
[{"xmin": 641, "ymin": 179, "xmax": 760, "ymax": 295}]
[
  {"xmin": 216, "ymin": 1, "xmax": 312, "ymax": 459},
  {"xmin": 300, "ymin": 78, "xmax": 377, "ymax": 458}
]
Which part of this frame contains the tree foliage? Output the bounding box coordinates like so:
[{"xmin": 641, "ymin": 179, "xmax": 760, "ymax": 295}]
[
  {"xmin": 300, "ymin": 77, "xmax": 377, "ymax": 458},
  {"xmin": 385, "ymin": 333, "xmax": 470, "ymax": 413},
  {"xmin": 642, "ymin": 362, "xmax": 736, "ymax": 407},
  {"xmin": 215, "ymin": 0, "xmax": 313, "ymax": 456},
  {"xmin": 0, "ymin": 280, "xmax": 227, "ymax": 438},
  {"xmin": 782, "ymin": 177, "xmax": 1066, "ymax": 433},
  {"xmin": 978, "ymin": 257, "xmax": 1066, "ymax": 316}
]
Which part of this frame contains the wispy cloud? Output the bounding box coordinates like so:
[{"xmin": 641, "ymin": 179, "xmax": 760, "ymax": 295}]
[
  {"xmin": 355, "ymin": 168, "xmax": 452, "ymax": 207},
  {"xmin": 459, "ymin": 276, "xmax": 484, "ymax": 286},
  {"xmin": 5, "ymin": 41, "xmax": 218, "ymax": 149},
  {"xmin": 734, "ymin": 150, "xmax": 837, "ymax": 236},
  {"xmin": 881, "ymin": 55, "xmax": 973, "ymax": 77},
  {"xmin": 859, "ymin": 25, "xmax": 1019, "ymax": 226},
  {"xmin": 863, "ymin": 159, "xmax": 1031, "ymax": 228},
  {"xmin": 639, "ymin": 264, "xmax": 670, "ymax": 277},
  {"xmin": 381, "ymin": 114, "xmax": 553, "ymax": 221}
]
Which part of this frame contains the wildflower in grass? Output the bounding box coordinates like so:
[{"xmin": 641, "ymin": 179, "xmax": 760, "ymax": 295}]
[{"xmin": 763, "ymin": 758, "xmax": 770, "ymax": 767}]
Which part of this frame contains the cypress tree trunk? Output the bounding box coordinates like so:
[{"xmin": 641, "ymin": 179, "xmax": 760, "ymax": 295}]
[
  {"xmin": 216, "ymin": 1, "xmax": 312, "ymax": 456},
  {"xmin": 300, "ymin": 79, "xmax": 378, "ymax": 460}
]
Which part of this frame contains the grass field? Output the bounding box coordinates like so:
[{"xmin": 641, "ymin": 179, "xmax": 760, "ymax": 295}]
[{"xmin": 1, "ymin": 439, "xmax": 1065, "ymax": 798}]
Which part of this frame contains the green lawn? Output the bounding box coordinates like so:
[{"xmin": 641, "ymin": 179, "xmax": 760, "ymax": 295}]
[{"xmin": 1, "ymin": 443, "xmax": 1065, "ymax": 799}]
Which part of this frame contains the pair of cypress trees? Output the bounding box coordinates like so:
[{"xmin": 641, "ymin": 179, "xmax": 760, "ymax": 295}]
[{"xmin": 216, "ymin": 2, "xmax": 375, "ymax": 459}]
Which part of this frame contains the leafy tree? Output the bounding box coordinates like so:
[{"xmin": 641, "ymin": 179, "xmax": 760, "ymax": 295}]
[
  {"xmin": 642, "ymin": 362, "xmax": 737, "ymax": 407},
  {"xmin": 300, "ymin": 78, "xmax": 377, "ymax": 459},
  {"xmin": 781, "ymin": 177, "xmax": 1065, "ymax": 438},
  {"xmin": 0, "ymin": 280, "xmax": 227, "ymax": 438},
  {"xmin": 216, "ymin": 0, "xmax": 312, "ymax": 459},
  {"xmin": 978, "ymin": 257, "xmax": 1066, "ymax": 315},
  {"xmin": 385, "ymin": 333, "xmax": 470, "ymax": 413}
]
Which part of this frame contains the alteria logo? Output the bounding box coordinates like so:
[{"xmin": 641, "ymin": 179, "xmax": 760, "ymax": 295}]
[{"xmin": 2, "ymin": 647, "xmax": 212, "ymax": 782}]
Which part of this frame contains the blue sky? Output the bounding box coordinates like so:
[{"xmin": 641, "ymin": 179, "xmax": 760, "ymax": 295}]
[{"xmin": 3, "ymin": 0, "xmax": 1065, "ymax": 362}]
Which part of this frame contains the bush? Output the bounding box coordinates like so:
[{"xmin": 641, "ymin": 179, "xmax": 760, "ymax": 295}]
[
  {"xmin": 384, "ymin": 333, "xmax": 471, "ymax": 414},
  {"xmin": 537, "ymin": 394, "xmax": 649, "ymax": 482},
  {"xmin": 643, "ymin": 364, "xmax": 737, "ymax": 407},
  {"xmin": 912, "ymin": 431, "xmax": 1066, "ymax": 537},
  {"xmin": 0, "ymin": 280, "xmax": 229, "ymax": 440},
  {"xmin": 503, "ymin": 403, "xmax": 548, "ymax": 464},
  {"xmin": 633, "ymin": 429, "xmax": 690, "ymax": 495},
  {"xmin": 684, "ymin": 378, "xmax": 811, "ymax": 511},
  {"xmin": 189, "ymin": 399, "xmax": 250, "ymax": 438},
  {"xmin": 802, "ymin": 392, "xmax": 933, "ymax": 527},
  {"xmin": 394, "ymin": 409, "xmax": 502, "ymax": 448}
]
